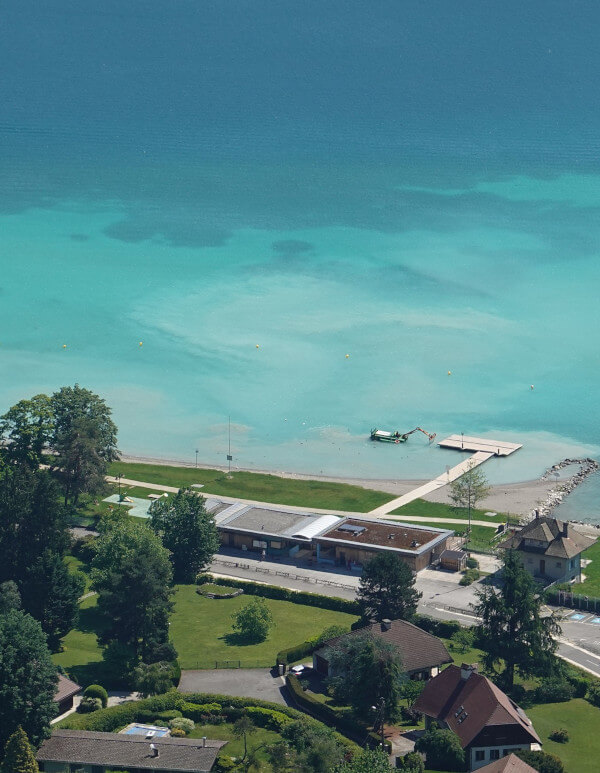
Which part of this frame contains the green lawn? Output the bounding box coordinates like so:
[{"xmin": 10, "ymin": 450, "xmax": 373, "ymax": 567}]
[
  {"xmin": 527, "ymin": 698, "xmax": 600, "ymax": 773},
  {"xmin": 391, "ymin": 498, "xmax": 509, "ymax": 524},
  {"xmin": 108, "ymin": 461, "xmax": 392, "ymax": 512},
  {"xmin": 410, "ymin": 520, "xmax": 498, "ymax": 552},
  {"xmin": 189, "ymin": 722, "xmax": 279, "ymax": 764},
  {"xmin": 571, "ymin": 540, "xmax": 600, "ymax": 597},
  {"xmin": 52, "ymin": 594, "xmax": 105, "ymax": 686},
  {"xmin": 64, "ymin": 555, "xmax": 93, "ymax": 593},
  {"xmin": 171, "ymin": 585, "xmax": 359, "ymax": 669}
]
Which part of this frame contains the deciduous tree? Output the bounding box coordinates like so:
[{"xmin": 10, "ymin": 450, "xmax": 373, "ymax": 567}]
[
  {"xmin": 325, "ymin": 631, "xmax": 404, "ymax": 723},
  {"xmin": 231, "ymin": 597, "xmax": 273, "ymax": 643},
  {"xmin": 150, "ymin": 487, "xmax": 219, "ymax": 582},
  {"xmin": 133, "ymin": 661, "xmax": 174, "ymax": 697},
  {"xmin": 357, "ymin": 553, "xmax": 421, "ymax": 622},
  {"xmin": 473, "ymin": 549, "xmax": 561, "ymax": 690},
  {"xmin": 414, "ymin": 727, "xmax": 464, "ymax": 772},
  {"xmin": 91, "ymin": 516, "xmax": 175, "ymax": 666},
  {"xmin": 0, "ymin": 394, "xmax": 53, "ymax": 468},
  {"xmin": 0, "ymin": 610, "xmax": 57, "ymax": 752},
  {"xmin": 449, "ymin": 462, "xmax": 490, "ymax": 533},
  {"xmin": 333, "ymin": 748, "xmax": 392, "ymax": 772}
]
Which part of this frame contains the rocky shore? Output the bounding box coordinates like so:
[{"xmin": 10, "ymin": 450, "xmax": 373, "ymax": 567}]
[{"xmin": 533, "ymin": 457, "xmax": 600, "ymax": 530}]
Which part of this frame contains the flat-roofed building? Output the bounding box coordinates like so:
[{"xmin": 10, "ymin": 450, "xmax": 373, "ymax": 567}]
[{"xmin": 314, "ymin": 517, "xmax": 452, "ymax": 572}]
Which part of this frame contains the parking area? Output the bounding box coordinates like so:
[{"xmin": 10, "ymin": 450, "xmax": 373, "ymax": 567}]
[{"xmin": 178, "ymin": 668, "xmax": 288, "ymax": 705}]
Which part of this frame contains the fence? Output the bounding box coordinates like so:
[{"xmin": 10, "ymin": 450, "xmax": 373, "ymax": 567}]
[
  {"xmin": 212, "ymin": 558, "xmax": 356, "ymax": 591},
  {"xmin": 189, "ymin": 659, "xmax": 274, "ymax": 670},
  {"xmin": 547, "ymin": 588, "xmax": 600, "ymax": 613}
]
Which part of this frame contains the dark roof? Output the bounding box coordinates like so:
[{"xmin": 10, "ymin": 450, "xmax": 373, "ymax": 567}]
[
  {"xmin": 36, "ymin": 730, "xmax": 226, "ymax": 773},
  {"xmin": 315, "ymin": 618, "xmax": 452, "ymax": 674},
  {"xmin": 55, "ymin": 674, "xmax": 82, "ymax": 702},
  {"xmin": 500, "ymin": 516, "xmax": 595, "ymax": 559},
  {"xmin": 414, "ymin": 665, "xmax": 540, "ymax": 749},
  {"xmin": 478, "ymin": 753, "xmax": 537, "ymax": 773},
  {"xmin": 316, "ymin": 518, "xmax": 450, "ymax": 554},
  {"xmin": 440, "ymin": 550, "xmax": 467, "ymax": 560}
]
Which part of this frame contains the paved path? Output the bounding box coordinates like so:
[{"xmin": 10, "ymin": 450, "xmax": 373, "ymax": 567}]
[
  {"xmin": 368, "ymin": 451, "xmax": 493, "ymax": 515},
  {"xmin": 383, "ymin": 514, "xmax": 499, "ymax": 528},
  {"xmin": 178, "ymin": 669, "xmax": 288, "ymax": 704}
]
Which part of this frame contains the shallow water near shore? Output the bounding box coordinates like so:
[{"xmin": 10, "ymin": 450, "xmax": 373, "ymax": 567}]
[{"xmin": 1, "ymin": 2, "xmax": 600, "ymax": 518}]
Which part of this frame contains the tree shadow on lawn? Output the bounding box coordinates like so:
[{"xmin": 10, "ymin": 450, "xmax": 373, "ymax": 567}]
[
  {"xmin": 220, "ymin": 631, "xmax": 267, "ymax": 647},
  {"xmin": 77, "ymin": 605, "xmax": 109, "ymax": 635}
]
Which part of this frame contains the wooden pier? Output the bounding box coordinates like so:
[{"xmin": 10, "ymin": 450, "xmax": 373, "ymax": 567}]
[{"xmin": 438, "ymin": 434, "xmax": 522, "ymax": 457}]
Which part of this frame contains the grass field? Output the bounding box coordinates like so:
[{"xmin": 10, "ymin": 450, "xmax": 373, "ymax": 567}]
[
  {"xmin": 391, "ymin": 498, "xmax": 509, "ymax": 524},
  {"xmin": 527, "ymin": 698, "xmax": 600, "ymax": 773},
  {"xmin": 189, "ymin": 722, "xmax": 279, "ymax": 764},
  {"xmin": 52, "ymin": 594, "xmax": 105, "ymax": 685},
  {"xmin": 571, "ymin": 540, "xmax": 600, "ymax": 597},
  {"xmin": 108, "ymin": 461, "xmax": 392, "ymax": 512},
  {"xmin": 170, "ymin": 585, "xmax": 359, "ymax": 669},
  {"xmin": 409, "ymin": 520, "xmax": 498, "ymax": 552}
]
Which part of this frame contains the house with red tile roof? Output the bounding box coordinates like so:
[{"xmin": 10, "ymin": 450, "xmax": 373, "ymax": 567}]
[
  {"xmin": 477, "ymin": 753, "xmax": 537, "ymax": 772},
  {"xmin": 414, "ymin": 664, "xmax": 541, "ymax": 772}
]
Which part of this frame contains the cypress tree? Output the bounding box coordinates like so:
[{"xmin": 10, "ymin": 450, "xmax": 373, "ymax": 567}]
[{"xmin": 1, "ymin": 726, "xmax": 39, "ymax": 773}]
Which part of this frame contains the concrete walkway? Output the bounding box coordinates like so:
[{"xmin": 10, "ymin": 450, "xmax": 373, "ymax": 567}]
[{"xmin": 367, "ymin": 451, "xmax": 493, "ymax": 515}]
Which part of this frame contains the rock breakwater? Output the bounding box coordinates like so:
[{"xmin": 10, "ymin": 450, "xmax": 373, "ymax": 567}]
[{"xmin": 531, "ymin": 457, "xmax": 600, "ymax": 524}]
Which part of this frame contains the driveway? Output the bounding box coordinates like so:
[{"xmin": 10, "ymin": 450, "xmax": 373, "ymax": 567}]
[{"xmin": 178, "ymin": 668, "xmax": 288, "ymax": 705}]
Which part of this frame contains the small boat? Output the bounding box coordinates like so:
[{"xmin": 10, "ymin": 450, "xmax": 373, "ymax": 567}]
[{"xmin": 370, "ymin": 429, "xmax": 408, "ymax": 443}]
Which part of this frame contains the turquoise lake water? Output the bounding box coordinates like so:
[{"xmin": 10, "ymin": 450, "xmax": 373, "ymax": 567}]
[{"xmin": 1, "ymin": 2, "xmax": 600, "ymax": 517}]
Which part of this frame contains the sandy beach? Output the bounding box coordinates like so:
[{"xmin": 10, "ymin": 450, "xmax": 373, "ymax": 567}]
[{"xmin": 120, "ymin": 453, "xmax": 569, "ymax": 519}]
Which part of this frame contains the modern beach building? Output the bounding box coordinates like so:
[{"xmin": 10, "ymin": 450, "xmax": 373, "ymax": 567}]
[{"xmin": 205, "ymin": 499, "xmax": 452, "ymax": 572}]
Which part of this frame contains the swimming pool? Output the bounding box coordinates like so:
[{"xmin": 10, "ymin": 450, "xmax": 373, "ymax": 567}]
[{"xmin": 120, "ymin": 723, "xmax": 170, "ymax": 738}]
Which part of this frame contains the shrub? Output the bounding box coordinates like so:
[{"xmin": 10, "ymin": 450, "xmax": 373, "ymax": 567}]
[
  {"xmin": 515, "ymin": 749, "xmax": 565, "ymax": 773},
  {"xmin": 214, "ymin": 756, "xmax": 237, "ymax": 772},
  {"xmin": 534, "ymin": 678, "xmax": 575, "ymax": 704},
  {"xmin": 245, "ymin": 706, "xmax": 292, "ymax": 732},
  {"xmin": 170, "ymin": 727, "xmax": 186, "ymax": 738},
  {"xmin": 78, "ymin": 697, "xmax": 102, "ymax": 713},
  {"xmin": 450, "ymin": 628, "xmax": 475, "ymax": 653},
  {"xmin": 180, "ymin": 702, "xmax": 222, "ymax": 722},
  {"xmin": 414, "ymin": 727, "xmax": 465, "ymax": 771},
  {"xmin": 83, "ymin": 684, "xmax": 108, "ymax": 708},
  {"xmin": 565, "ymin": 673, "xmax": 588, "ymax": 699},
  {"xmin": 586, "ymin": 682, "xmax": 600, "ymax": 707},
  {"xmin": 397, "ymin": 751, "xmax": 425, "ymax": 772},
  {"xmin": 169, "ymin": 717, "xmax": 195, "ymax": 734},
  {"xmin": 466, "ymin": 556, "xmax": 479, "ymax": 569},
  {"xmin": 413, "ymin": 615, "xmax": 461, "ymax": 639},
  {"xmin": 231, "ymin": 597, "xmax": 274, "ymax": 642},
  {"xmin": 276, "ymin": 641, "xmax": 314, "ymax": 665},
  {"xmin": 549, "ymin": 728, "xmax": 569, "ymax": 743},
  {"xmin": 155, "ymin": 709, "xmax": 182, "ymax": 721},
  {"xmin": 71, "ymin": 535, "xmax": 98, "ymax": 564},
  {"xmin": 459, "ymin": 568, "xmax": 480, "ymax": 586}
]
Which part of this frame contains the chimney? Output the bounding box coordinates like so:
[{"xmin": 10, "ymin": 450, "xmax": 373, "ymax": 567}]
[
  {"xmin": 150, "ymin": 743, "xmax": 159, "ymax": 758},
  {"xmin": 562, "ymin": 521, "xmax": 569, "ymax": 538},
  {"xmin": 460, "ymin": 663, "xmax": 478, "ymax": 680},
  {"xmin": 202, "ymin": 736, "xmax": 207, "ymax": 748},
  {"xmin": 381, "ymin": 619, "xmax": 392, "ymax": 632}
]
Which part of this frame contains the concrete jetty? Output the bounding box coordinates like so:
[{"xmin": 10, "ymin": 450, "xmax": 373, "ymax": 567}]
[{"xmin": 368, "ymin": 434, "xmax": 522, "ymax": 516}]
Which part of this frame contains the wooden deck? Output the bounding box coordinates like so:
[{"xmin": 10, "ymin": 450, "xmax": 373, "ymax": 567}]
[{"xmin": 438, "ymin": 434, "xmax": 522, "ymax": 457}]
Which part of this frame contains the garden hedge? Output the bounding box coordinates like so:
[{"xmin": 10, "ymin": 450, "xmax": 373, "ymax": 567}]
[
  {"xmin": 285, "ymin": 674, "xmax": 391, "ymax": 753},
  {"xmin": 276, "ymin": 640, "xmax": 316, "ymax": 666},
  {"xmin": 196, "ymin": 574, "xmax": 360, "ymax": 615}
]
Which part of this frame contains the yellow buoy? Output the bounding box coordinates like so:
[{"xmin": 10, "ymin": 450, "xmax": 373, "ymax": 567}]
[
  {"xmin": 62, "ymin": 344, "xmax": 67, "ymax": 349},
  {"xmin": 447, "ymin": 370, "xmax": 451, "ymax": 376},
  {"xmin": 139, "ymin": 341, "xmax": 143, "ymax": 347},
  {"xmin": 345, "ymin": 354, "xmax": 350, "ymax": 359},
  {"xmin": 256, "ymin": 344, "xmax": 260, "ymax": 349}
]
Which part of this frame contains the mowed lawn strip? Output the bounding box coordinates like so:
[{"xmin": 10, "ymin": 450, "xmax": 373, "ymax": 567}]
[
  {"xmin": 53, "ymin": 594, "xmax": 103, "ymax": 671},
  {"xmin": 171, "ymin": 585, "xmax": 359, "ymax": 669},
  {"xmin": 108, "ymin": 461, "xmax": 392, "ymax": 512},
  {"xmin": 572, "ymin": 540, "xmax": 600, "ymax": 597},
  {"xmin": 391, "ymin": 498, "xmax": 508, "ymax": 524},
  {"xmin": 527, "ymin": 698, "xmax": 600, "ymax": 773}
]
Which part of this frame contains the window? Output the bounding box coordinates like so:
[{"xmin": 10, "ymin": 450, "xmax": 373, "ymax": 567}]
[
  {"xmin": 475, "ymin": 750, "xmax": 485, "ymax": 761},
  {"xmin": 556, "ymin": 561, "xmax": 562, "ymax": 568},
  {"xmin": 490, "ymin": 750, "xmax": 500, "ymax": 760},
  {"xmin": 270, "ymin": 541, "xmax": 282, "ymax": 549}
]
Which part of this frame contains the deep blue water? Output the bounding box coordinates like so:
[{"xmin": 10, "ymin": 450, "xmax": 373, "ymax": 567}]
[{"xmin": 1, "ymin": 1, "xmax": 600, "ymax": 516}]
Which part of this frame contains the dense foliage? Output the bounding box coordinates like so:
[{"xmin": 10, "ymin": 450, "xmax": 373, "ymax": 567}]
[
  {"xmin": 0, "ymin": 726, "xmax": 39, "ymax": 773},
  {"xmin": 357, "ymin": 553, "xmax": 421, "ymax": 622},
  {"xmin": 91, "ymin": 515, "xmax": 175, "ymax": 666},
  {"xmin": 0, "ymin": 610, "xmax": 58, "ymax": 751},
  {"xmin": 231, "ymin": 596, "xmax": 274, "ymax": 642},
  {"xmin": 414, "ymin": 727, "xmax": 465, "ymax": 771},
  {"xmin": 150, "ymin": 487, "xmax": 219, "ymax": 582},
  {"xmin": 474, "ymin": 549, "xmax": 561, "ymax": 689}
]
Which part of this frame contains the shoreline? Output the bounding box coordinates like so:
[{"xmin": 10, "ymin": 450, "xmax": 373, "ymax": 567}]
[{"xmin": 119, "ymin": 452, "xmax": 597, "ymax": 522}]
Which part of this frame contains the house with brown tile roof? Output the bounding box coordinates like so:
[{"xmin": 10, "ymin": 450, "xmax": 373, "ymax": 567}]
[
  {"xmin": 414, "ymin": 664, "xmax": 541, "ymax": 772},
  {"xmin": 312, "ymin": 618, "xmax": 453, "ymax": 680},
  {"xmin": 500, "ymin": 515, "xmax": 596, "ymax": 583},
  {"xmin": 477, "ymin": 753, "xmax": 537, "ymax": 773},
  {"xmin": 36, "ymin": 729, "xmax": 226, "ymax": 773}
]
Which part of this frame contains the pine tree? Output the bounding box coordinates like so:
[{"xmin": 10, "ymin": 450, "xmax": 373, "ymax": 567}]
[
  {"xmin": 1, "ymin": 726, "xmax": 39, "ymax": 773},
  {"xmin": 357, "ymin": 552, "xmax": 421, "ymax": 622}
]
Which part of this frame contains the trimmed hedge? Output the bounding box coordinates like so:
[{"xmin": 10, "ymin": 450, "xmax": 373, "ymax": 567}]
[
  {"xmin": 196, "ymin": 574, "xmax": 360, "ymax": 615},
  {"xmin": 286, "ymin": 674, "xmax": 391, "ymax": 753},
  {"xmin": 83, "ymin": 684, "xmax": 108, "ymax": 708},
  {"xmin": 276, "ymin": 640, "xmax": 315, "ymax": 666},
  {"xmin": 245, "ymin": 706, "xmax": 292, "ymax": 732},
  {"xmin": 180, "ymin": 702, "xmax": 222, "ymax": 721},
  {"xmin": 413, "ymin": 614, "xmax": 462, "ymax": 639}
]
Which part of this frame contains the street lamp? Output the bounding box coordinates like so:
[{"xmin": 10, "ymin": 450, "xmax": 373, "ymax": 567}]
[
  {"xmin": 371, "ymin": 697, "xmax": 386, "ymax": 750},
  {"xmin": 195, "ymin": 449, "xmax": 199, "ymax": 468},
  {"xmin": 116, "ymin": 472, "xmax": 122, "ymax": 501}
]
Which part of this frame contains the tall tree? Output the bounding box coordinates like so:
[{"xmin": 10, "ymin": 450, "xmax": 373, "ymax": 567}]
[
  {"xmin": 325, "ymin": 631, "xmax": 404, "ymax": 723},
  {"xmin": 357, "ymin": 553, "xmax": 421, "ymax": 622},
  {"xmin": 0, "ymin": 394, "xmax": 53, "ymax": 468},
  {"xmin": 473, "ymin": 549, "xmax": 561, "ymax": 690},
  {"xmin": 21, "ymin": 551, "xmax": 85, "ymax": 651},
  {"xmin": 0, "ymin": 610, "xmax": 58, "ymax": 752},
  {"xmin": 0, "ymin": 727, "xmax": 39, "ymax": 773},
  {"xmin": 232, "ymin": 597, "xmax": 274, "ymax": 643},
  {"xmin": 333, "ymin": 748, "xmax": 392, "ymax": 773},
  {"xmin": 91, "ymin": 516, "xmax": 175, "ymax": 665},
  {"xmin": 149, "ymin": 487, "xmax": 219, "ymax": 582},
  {"xmin": 448, "ymin": 461, "xmax": 490, "ymax": 533},
  {"xmin": 0, "ymin": 581, "xmax": 21, "ymax": 614},
  {"xmin": 50, "ymin": 385, "xmax": 119, "ymax": 505}
]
